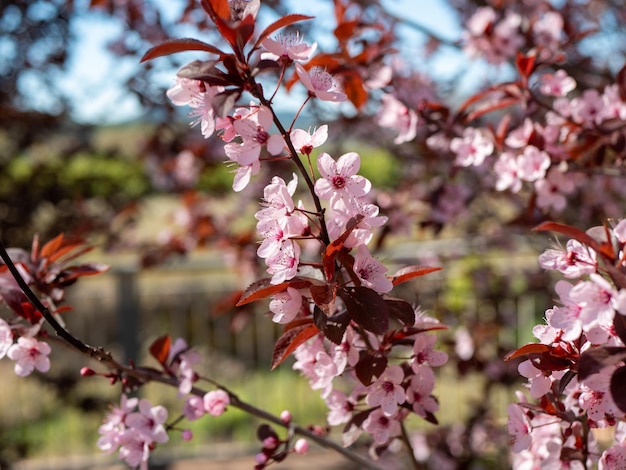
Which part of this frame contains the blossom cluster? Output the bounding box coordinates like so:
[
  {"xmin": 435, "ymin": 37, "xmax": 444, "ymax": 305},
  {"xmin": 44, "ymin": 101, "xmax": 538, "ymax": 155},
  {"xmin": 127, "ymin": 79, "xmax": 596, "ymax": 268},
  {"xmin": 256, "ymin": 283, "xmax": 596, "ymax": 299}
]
[{"xmin": 508, "ymin": 220, "xmax": 626, "ymax": 468}]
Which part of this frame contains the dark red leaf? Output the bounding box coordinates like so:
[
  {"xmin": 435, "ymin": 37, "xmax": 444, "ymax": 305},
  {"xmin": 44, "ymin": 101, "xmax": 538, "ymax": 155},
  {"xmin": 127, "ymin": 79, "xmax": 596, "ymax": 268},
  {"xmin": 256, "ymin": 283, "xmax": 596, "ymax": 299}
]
[
  {"xmin": 504, "ymin": 343, "xmax": 552, "ymax": 361},
  {"xmin": 236, "ymin": 277, "xmax": 312, "ymax": 306},
  {"xmin": 342, "ymin": 71, "xmax": 368, "ymax": 109},
  {"xmin": 40, "ymin": 234, "xmax": 65, "ymax": 260},
  {"xmin": 616, "ymin": 64, "xmax": 626, "ymax": 102},
  {"xmin": 149, "ymin": 335, "xmax": 172, "ymax": 367},
  {"xmin": 253, "ymin": 14, "xmax": 314, "ymax": 51},
  {"xmin": 0, "ymin": 289, "xmax": 41, "ymax": 324},
  {"xmin": 391, "ymin": 265, "xmax": 443, "ymax": 286},
  {"xmin": 614, "ymin": 314, "xmax": 626, "ymax": 346},
  {"xmin": 176, "ymin": 59, "xmax": 233, "ymax": 86},
  {"xmin": 257, "ymin": 423, "xmax": 278, "ymax": 441},
  {"xmin": 611, "ymin": 366, "xmax": 626, "ymax": 413},
  {"xmin": 57, "ymin": 263, "xmax": 111, "ymax": 284},
  {"xmin": 343, "ymin": 409, "xmax": 375, "ymax": 434},
  {"xmin": 339, "ymin": 286, "xmax": 389, "ymax": 335},
  {"xmin": 271, "ymin": 323, "xmax": 319, "ymax": 370},
  {"xmin": 212, "ymin": 89, "xmax": 241, "ymax": 118},
  {"xmin": 384, "ymin": 297, "xmax": 415, "ymax": 326},
  {"xmin": 235, "ymin": 14, "xmax": 256, "ymax": 50},
  {"xmin": 355, "ymin": 354, "xmax": 388, "ymax": 386},
  {"xmin": 141, "ymin": 38, "xmax": 226, "ymax": 63},
  {"xmin": 532, "ymin": 221, "xmax": 614, "ymax": 259},
  {"xmin": 515, "ymin": 51, "xmax": 536, "ymax": 82},
  {"xmin": 323, "ymin": 214, "xmax": 365, "ymax": 280},
  {"xmin": 578, "ymin": 346, "xmax": 626, "ymax": 381},
  {"xmin": 313, "ymin": 307, "xmax": 350, "ymax": 345},
  {"xmin": 310, "ymin": 283, "xmax": 337, "ymax": 316}
]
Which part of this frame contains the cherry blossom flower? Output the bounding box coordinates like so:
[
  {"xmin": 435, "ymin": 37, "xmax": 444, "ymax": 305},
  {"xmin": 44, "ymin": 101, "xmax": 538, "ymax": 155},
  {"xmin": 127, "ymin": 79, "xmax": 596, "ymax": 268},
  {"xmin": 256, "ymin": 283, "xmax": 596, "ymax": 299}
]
[
  {"xmin": 517, "ymin": 145, "xmax": 551, "ymax": 182},
  {"xmin": 261, "ymin": 32, "xmax": 317, "ymax": 63},
  {"xmin": 376, "ymin": 94, "xmax": 418, "ymax": 144},
  {"xmin": 539, "ymin": 70, "xmax": 576, "ymax": 97},
  {"xmin": 366, "ymin": 365, "xmax": 406, "ymax": 416},
  {"xmin": 507, "ymin": 404, "xmax": 532, "ymax": 452},
  {"xmin": 450, "ymin": 127, "xmax": 494, "ymax": 167},
  {"xmin": 98, "ymin": 394, "xmax": 139, "ymax": 454},
  {"xmin": 269, "ymin": 287, "xmax": 303, "ymax": 324},
  {"xmin": 535, "ymin": 166, "xmax": 578, "ymax": 211},
  {"xmin": 352, "ymin": 245, "xmax": 393, "ymax": 293},
  {"xmin": 0, "ymin": 318, "xmax": 12, "ymax": 358},
  {"xmin": 314, "ymin": 152, "xmax": 371, "ymax": 206},
  {"xmin": 7, "ymin": 336, "xmax": 51, "ymax": 377},
  {"xmin": 125, "ymin": 399, "xmax": 169, "ymax": 444},
  {"xmin": 295, "ymin": 63, "xmax": 347, "ymax": 102},
  {"xmin": 327, "ymin": 198, "xmax": 387, "ymax": 249},
  {"xmin": 538, "ymin": 239, "xmax": 597, "ymax": 279},
  {"xmin": 290, "ymin": 125, "xmax": 328, "ymax": 156},
  {"xmin": 183, "ymin": 395, "xmax": 206, "ymax": 421},
  {"xmin": 204, "ymin": 389, "xmax": 230, "ymax": 416},
  {"xmin": 600, "ymin": 444, "xmax": 626, "ymax": 470},
  {"xmin": 325, "ymin": 389, "xmax": 354, "ymax": 426},
  {"xmin": 518, "ymin": 360, "xmax": 553, "ymax": 398},
  {"xmin": 579, "ymin": 367, "xmax": 625, "ymax": 422},
  {"xmin": 167, "ymin": 77, "xmax": 224, "ymax": 138},
  {"xmin": 411, "ymin": 333, "xmax": 448, "ymax": 373},
  {"xmin": 405, "ymin": 373, "xmax": 438, "ymax": 418},
  {"xmin": 266, "ymin": 240, "xmax": 301, "ymax": 285},
  {"xmin": 362, "ymin": 408, "xmax": 401, "ymax": 444},
  {"xmin": 494, "ymin": 152, "xmax": 522, "ymax": 192}
]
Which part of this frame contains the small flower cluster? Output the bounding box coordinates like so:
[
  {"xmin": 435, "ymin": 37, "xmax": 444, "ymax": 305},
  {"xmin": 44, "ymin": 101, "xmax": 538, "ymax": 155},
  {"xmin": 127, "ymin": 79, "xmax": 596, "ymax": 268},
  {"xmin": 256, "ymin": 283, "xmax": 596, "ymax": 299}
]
[
  {"xmin": 507, "ymin": 219, "xmax": 626, "ymax": 468},
  {"xmin": 98, "ymin": 395, "xmax": 169, "ymax": 470},
  {"xmin": 293, "ymin": 314, "xmax": 447, "ymax": 455}
]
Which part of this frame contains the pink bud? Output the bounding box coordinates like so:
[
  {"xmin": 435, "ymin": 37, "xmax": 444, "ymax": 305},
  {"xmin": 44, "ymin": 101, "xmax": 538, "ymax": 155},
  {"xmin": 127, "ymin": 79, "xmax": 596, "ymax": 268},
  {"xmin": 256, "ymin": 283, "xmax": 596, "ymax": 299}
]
[
  {"xmin": 181, "ymin": 429, "xmax": 193, "ymax": 441},
  {"xmin": 263, "ymin": 436, "xmax": 278, "ymax": 450},
  {"xmin": 255, "ymin": 452, "xmax": 268, "ymax": 465},
  {"xmin": 80, "ymin": 367, "xmax": 96, "ymax": 377},
  {"xmin": 280, "ymin": 410, "xmax": 292, "ymax": 423},
  {"xmin": 294, "ymin": 438, "xmax": 308, "ymax": 454}
]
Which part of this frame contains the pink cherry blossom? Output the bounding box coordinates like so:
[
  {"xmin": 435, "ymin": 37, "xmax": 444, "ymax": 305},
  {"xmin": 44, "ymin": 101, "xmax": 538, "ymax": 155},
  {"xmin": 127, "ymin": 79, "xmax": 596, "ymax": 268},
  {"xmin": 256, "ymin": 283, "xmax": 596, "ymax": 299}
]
[
  {"xmin": 295, "ymin": 63, "xmax": 347, "ymax": 102},
  {"xmin": 535, "ymin": 166, "xmax": 578, "ymax": 211},
  {"xmin": 314, "ymin": 152, "xmax": 371, "ymax": 206},
  {"xmin": 261, "ymin": 32, "xmax": 317, "ymax": 62},
  {"xmin": 518, "ymin": 360, "xmax": 552, "ymax": 398},
  {"xmin": 538, "ymin": 239, "xmax": 597, "ymax": 279},
  {"xmin": 7, "ymin": 336, "xmax": 51, "ymax": 377},
  {"xmin": 204, "ymin": 389, "xmax": 230, "ymax": 416},
  {"xmin": 366, "ymin": 365, "xmax": 406, "ymax": 416},
  {"xmin": 579, "ymin": 367, "xmax": 625, "ymax": 422},
  {"xmin": 411, "ymin": 333, "xmax": 448, "ymax": 373},
  {"xmin": 450, "ymin": 127, "xmax": 494, "ymax": 167},
  {"xmin": 125, "ymin": 398, "xmax": 169, "ymax": 444},
  {"xmin": 167, "ymin": 77, "xmax": 224, "ymax": 138},
  {"xmin": 600, "ymin": 444, "xmax": 626, "ymax": 470},
  {"xmin": 539, "ymin": 70, "xmax": 576, "ymax": 97},
  {"xmin": 266, "ymin": 240, "xmax": 301, "ymax": 285},
  {"xmin": 327, "ymin": 198, "xmax": 387, "ymax": 249},
  {"xmin": 269, "ymin": 287, "xmax": 303, "ymax": 324},
  {"xmin": 352, "ymin": 245, "xmax": 393, "ymax": 293},
  {"xmin": 0, "ymin": 318, "xmax": 12, "ymax": 359},
  {"xmin": 98, "ymin": 394, "xmax": 139, "ymax": 454},
  {"xmin": 290, "ymin": 125, "xmax": 328, "ymax": 155},
  {"xmin": 376, "ymin": 94, "xmax": 418, "ymax": 144},
  {"xmin": 183, "ymin": 395, "xmax": 206, "ymax": 421},
  {"xmin": 325, "ymin": 389, "xmax": 354, "ymax": 426},
  {"xmin": 494, "ymin": 152, "xmax": 522, "ymax": 192},
  {"xmin": 405, "ymin": 373, "xmax": 438, "ymax": 418},
  {"xmin": 507, "ymin": 403, "xmax": 532, "ymax": 452},
  {"xmin": 362, "ymin": 408, "xmax": 401, "ymax": 444},
  {"xmin": 517, "ymin": 145, "xmax": 551, "ymax": 182}
]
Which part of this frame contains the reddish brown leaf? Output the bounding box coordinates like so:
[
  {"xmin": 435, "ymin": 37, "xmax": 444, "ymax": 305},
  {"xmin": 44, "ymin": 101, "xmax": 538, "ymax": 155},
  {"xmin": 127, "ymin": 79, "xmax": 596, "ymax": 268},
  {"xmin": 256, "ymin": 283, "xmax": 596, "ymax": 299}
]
[
  {"xmin": 578, "ymin": 346, "xmax": 626, "ymax": 381},
  {"xmin": 40, "ymin": 234, "xmax": 65, "ymax": 260},
  {"xmin": 339, "ymin": 286, "xmax": 389, "ymax": 335},
  {"xmin": 610, "ymin": 366, "xmax": 626, "ymax": 413},
  {"xmin": 466, "ymin": 97, "xmax": 521, "ymax": 122},
  {"xmin": 310, "ymin": 283, "xmax": 337, "ymax": 316},
  {"xmin": 141, "ymin": 38, "xmax": 226, "ymax": 63},
  {"xmin": 253, "ymin": 14, "xmax": 314, "ymax": 51},
  {"xmin": 515, "ymin": 51, "xmax": 536, "ymax": 82},
  {"xmin": 323, "ymin": 214, "xmax": 364, "ymax": 280},
  {"xmin": 504, "ymin": 343, "xmax": 552, "ymax": 361},
  {"xmin": 271, "ymin": 324, "xmax": 319, "ymax": 370},
  {"xmin": 313, "ymin": 307, "xmax": 350, "ymax": 345},
  {"xmin": 342, "ymin": 72, "xmax": 368, "ymax": 109},
  {"xmin": 355, "ymin": 354, "xmax": 388, "ymax": 386},
  {"xmin": 532, "ymin": 221, "xmax": 614, "ymax": 259},
  {"xmin": 206, "ymin": 0, "xmax": 231, "ymax": 21},
  {"xmin": 391, "ymin": 265, "xmax": 443, "ymax": 286},
  {"xmin": 236, "ymin": 277, "xmax": 312, "ymax": 306},
  {"xmin": 149, "ymin": 335, "xmax": 172, "ymax": 367},
  {"xmin": 384, "ymin": 297, "xmax": 415, "ymax": 326}
]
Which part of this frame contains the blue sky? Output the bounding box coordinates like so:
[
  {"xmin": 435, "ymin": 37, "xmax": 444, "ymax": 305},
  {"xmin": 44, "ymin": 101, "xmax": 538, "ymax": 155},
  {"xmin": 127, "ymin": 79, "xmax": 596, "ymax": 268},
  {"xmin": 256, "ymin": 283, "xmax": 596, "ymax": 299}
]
[{"xmin": 55, "ymin": 0, "xmax": 464, "ymax": 124}]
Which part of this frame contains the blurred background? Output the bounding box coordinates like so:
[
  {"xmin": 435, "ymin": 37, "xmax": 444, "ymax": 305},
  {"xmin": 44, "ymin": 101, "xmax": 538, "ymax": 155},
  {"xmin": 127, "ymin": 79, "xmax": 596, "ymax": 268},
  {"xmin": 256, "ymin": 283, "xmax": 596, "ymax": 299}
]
[{"xmin": 2, "ymin": 0, "xmax": 626, "ymax": 468}]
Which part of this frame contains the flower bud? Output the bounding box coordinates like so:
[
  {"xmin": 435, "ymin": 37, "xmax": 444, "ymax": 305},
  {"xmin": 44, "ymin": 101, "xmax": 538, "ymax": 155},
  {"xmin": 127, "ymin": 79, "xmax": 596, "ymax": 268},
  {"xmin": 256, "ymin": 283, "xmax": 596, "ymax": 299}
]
[{"xmin": 294, "ymin": 438, "xmax": 308, "ymax": 454}]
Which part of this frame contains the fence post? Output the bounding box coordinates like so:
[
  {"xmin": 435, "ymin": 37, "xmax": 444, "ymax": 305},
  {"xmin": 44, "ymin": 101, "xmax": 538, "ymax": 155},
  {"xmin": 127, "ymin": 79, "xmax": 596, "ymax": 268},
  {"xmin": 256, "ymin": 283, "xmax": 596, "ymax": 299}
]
[{"xmin": 115, "ymin": 267, "xmax": 140, "ymax": 363}]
